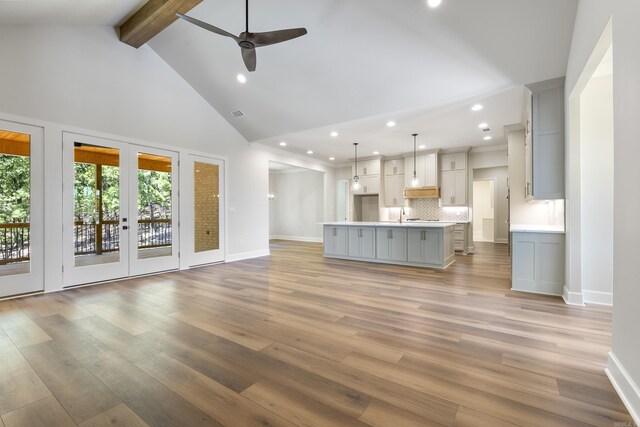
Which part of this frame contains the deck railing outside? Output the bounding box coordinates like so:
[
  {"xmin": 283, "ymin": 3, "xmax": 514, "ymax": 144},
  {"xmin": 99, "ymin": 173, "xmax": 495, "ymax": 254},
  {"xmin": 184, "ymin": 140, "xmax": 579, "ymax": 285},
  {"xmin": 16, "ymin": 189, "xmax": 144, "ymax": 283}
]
[
  {"xmin": 0, "ymin": 219, "xmax": 172, "ymax": 264},
  {"xmin": 0, "ymin": 222, "xmax": 30, "ymax": 265}
]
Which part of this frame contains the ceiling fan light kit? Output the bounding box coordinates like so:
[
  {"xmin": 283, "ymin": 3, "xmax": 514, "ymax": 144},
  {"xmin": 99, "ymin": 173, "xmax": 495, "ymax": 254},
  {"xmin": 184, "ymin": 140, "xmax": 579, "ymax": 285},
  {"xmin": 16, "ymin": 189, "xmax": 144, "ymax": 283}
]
[{"xmin": 176, "ymin": 0, "xmax": 307, "ymax": 72}]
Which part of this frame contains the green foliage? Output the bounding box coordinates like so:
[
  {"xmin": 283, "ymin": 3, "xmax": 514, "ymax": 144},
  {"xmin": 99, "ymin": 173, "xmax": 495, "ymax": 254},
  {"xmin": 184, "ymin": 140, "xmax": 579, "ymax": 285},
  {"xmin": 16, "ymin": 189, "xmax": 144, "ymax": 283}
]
[
  {"xmin": 0, "ymin": 154, "xmax": 30, "ymax": 223},
  {"xmin": 138, "ymin": 170, "xmax": 172, "ymax": 219}
]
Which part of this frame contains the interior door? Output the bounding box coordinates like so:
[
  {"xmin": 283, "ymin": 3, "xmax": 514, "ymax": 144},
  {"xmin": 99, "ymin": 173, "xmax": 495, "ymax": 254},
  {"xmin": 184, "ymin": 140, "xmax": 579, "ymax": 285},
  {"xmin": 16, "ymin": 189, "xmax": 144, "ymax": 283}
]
[
  {"xmin": 186, "ymin": 155, "xmax": 224, "ymax": 266},
  {"xmin": 0, "ymin": 120, "xmax": 44, "ymax": 298},
  {"xmin": 129, "ymin": 145, "xmax": 179, "ymax": 276},
  {"xmin": 63, "ymin": 133, "xmax": 129, "ymax": 287}
]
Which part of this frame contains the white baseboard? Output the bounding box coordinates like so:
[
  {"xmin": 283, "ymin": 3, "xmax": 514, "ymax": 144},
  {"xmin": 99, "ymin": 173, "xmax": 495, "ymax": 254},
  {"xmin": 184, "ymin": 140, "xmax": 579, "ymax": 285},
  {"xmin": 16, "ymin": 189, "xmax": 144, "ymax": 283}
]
[
  {"xmin": 467, "ymin": 246, "xmax": 475, "ymax": 254},
  {"xmin": 583, "ymin": 290, "xmax": 613, "ymax": 306},
  {"xmin": 495, "ymin": 238, "xmax": 508, "ymax": 244},
  {"xmin": 270, "ymin": 235, "xmax": 323, "ymax": 243},
  {"xmin": 606, "ymin": 352, "xmax": 640, "ymax": 426},
  {"xmin": 562, "ymin": 286, "xmax": 584, "ymax": 306},
  {"xmin": 226, "ymin": 249, "xmax": 270, "ymax": 263}
]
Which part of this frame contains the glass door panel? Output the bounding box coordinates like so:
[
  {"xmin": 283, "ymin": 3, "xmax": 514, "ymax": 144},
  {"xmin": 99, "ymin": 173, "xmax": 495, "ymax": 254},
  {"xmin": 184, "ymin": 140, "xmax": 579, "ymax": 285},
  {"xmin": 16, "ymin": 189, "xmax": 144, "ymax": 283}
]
[
  {"xmin": 129, "ymin": 146, "xmax": 178, "ymax": 276},
  {"xmin": 194, "ymin": 161, "xmax": 219, "ymax": 253},
  {"xmin": 137, "ymin": 153, "xmax": 173, "ymax": 259},
  {"xmin": 63, "ymin": 133, "xmax": 129, "ymax": 287},
  {"xmin": 73, "ymin": 145, "xmax": 121, "ymax": 267},
  {"xmin": 188, "ymin": 156, "xmax": 224, "ymax": 266},
  {"xmin": 0, "ymin": 122, "xmax": 44, "ymax": 298}
]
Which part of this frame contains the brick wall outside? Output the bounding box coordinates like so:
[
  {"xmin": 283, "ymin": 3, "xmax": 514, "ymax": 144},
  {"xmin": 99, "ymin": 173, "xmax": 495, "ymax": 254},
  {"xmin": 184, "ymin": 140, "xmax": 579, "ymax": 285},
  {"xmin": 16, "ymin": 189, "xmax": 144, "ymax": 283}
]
[{"xmin": 194, "ymin": 162, "xmax": 219, "ymax": 252}]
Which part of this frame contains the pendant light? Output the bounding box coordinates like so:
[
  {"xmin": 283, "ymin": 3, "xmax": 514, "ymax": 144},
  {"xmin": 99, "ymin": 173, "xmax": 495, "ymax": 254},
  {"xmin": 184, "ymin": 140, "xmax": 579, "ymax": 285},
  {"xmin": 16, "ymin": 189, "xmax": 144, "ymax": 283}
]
[
  {"xmin": 410, "ymin": 133, "xmax": 420, "ymax": 187},
  {"xmin": 352, "ymin": 142, "xmax": 362, "ymax": 191}
]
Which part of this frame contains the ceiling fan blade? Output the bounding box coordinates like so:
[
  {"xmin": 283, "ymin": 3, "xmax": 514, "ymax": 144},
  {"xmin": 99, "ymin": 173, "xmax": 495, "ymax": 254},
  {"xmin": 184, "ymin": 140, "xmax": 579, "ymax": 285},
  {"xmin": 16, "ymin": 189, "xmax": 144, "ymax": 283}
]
[
  {"xmin": 246, "ymin": 28, "xmax": 308, "ymax": 47},
  {"xmin": 241, "ymin": 48, "xmax": 257, "ymax": 72},
  {"xmin": 176, "ymin": 13, "xmax": 240, "ymax": 42}
]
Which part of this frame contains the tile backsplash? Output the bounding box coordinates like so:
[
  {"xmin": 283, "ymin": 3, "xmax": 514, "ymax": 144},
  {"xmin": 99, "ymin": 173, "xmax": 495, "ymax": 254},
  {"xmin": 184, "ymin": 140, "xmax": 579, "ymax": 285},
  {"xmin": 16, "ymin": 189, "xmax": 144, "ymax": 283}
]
[{"xmin": 387, "ymin": 198, "xmax": 470, "ymax": 222}]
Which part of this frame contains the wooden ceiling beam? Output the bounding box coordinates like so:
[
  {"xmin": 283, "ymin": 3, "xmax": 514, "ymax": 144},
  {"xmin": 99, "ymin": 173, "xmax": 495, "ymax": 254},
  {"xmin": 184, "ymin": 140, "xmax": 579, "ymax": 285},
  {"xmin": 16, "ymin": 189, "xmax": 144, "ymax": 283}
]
[{"xmin": 118, "ymin": 0, "xmax": 203, "ymax": 48}]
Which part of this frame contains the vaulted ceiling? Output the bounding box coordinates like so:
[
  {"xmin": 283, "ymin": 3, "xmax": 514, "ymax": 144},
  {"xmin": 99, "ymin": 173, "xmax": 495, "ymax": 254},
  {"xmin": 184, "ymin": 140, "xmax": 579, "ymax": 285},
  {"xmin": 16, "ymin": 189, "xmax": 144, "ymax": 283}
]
[{"xmin": 1, "ymin": 0, "xmax": 579, "ymax": 163}]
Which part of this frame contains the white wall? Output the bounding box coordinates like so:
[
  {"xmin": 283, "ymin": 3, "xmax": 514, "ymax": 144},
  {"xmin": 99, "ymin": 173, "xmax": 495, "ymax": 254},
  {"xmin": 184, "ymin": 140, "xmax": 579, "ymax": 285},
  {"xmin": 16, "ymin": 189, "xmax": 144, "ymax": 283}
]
[
  {"xmin": 0, "ymin": 25, "xmax": 335, "ymax": 291},
  {"xmin": 269, "ymin": 169, "xmax": 324, "ymax": 241},
  {"xmin": 580, "ymin": 74, "xmax": 613, "ymax": 304},
  {"xmin": 566, "ymin": 0, "xmax": 640, "ymax": 422}
]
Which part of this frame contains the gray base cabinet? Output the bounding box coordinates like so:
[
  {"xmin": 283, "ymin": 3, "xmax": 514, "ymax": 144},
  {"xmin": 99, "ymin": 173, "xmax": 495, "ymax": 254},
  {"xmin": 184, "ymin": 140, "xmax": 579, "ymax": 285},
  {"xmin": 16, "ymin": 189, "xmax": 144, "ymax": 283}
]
[
  {"xmin": 511, "ymin": 231, "xmax": 565, "ymax": 295},
  {"xmin": 407, "ymin": 228, "xmax": 442, "ymax": 264},
  {"xmin": 323, "ymin": 224, "xmax": 455, "ymax": 269},
  {"xmin": 323, "ymin": 226, "xmax": 348, "ymax": 256},
  {"xmin": 348, "ymin": 227, "xmax": 376, "ymax": 259},
  {"xmin": 376, "ymin": 228, "xmax": 407, "ymax": 262}
]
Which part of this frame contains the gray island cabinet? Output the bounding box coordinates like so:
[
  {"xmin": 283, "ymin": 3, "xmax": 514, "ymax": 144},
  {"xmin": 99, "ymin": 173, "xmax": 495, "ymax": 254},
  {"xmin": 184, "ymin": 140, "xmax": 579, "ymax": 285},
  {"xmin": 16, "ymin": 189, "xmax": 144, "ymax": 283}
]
[{"xmin": 323, "ymin": 222, "xmax": 455, "ymax": 269}]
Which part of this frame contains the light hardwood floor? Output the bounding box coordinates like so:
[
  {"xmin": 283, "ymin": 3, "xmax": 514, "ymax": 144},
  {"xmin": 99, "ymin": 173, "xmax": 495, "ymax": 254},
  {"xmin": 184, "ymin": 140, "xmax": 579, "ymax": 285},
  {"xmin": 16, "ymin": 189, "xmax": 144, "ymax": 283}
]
[{"xmin": 0, "ymin": 241, "xmax": 633, "ymax": 426}]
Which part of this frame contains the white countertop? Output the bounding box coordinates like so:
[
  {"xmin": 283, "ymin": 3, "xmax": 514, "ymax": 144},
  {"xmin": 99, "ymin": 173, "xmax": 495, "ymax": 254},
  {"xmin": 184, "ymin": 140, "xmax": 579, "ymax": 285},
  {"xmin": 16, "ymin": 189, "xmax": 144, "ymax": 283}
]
[
  {"xmin": 510, "ymin": 224, "xmax": 565, "ymax": 234},
  {"xmin": 323, "ymin": 221, "xmax": 457, "ymax": 228}
]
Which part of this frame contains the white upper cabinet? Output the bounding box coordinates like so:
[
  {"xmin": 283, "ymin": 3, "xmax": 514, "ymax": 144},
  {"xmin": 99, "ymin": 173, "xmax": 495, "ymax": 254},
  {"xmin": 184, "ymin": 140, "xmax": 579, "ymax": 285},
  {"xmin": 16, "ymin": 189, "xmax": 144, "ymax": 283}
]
[
  {"xmin": 404, "ymin": 152, "xmax": 438, "ymax": 188},
  {"xmin": 352, "ymin": 159, "xmax": 381, "ymax": 195},
  {"xmin": 440, "ymin": 152, "xmax": 466, "ymax": 171},
  {"xmin": 384, "ymin": 159, "xmax": 404, "ymax": 176},
  {"xmin": 525, "ymin": 77, "xmax": 565, "ymax": 200},
  {"xmin": 355, "ymin": 159, "xmax": 380, "ymax": 177},
  {"xmin": 383, "ymin": 174, "xmax": 405, "ymax": 207},
  {"xmin": 439, "ymin": 150, "xmax": 468, "ymax": 207},
  {"xmin": 384, "ymin": 159, "xmax": 405, "ymax": 206}
]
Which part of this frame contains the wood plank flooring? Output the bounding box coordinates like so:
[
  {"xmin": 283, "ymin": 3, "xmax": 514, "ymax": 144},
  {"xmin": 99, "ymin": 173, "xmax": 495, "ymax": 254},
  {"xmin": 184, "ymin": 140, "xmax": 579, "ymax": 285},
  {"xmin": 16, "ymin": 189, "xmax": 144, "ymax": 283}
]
[{"xmin": 0, "ymin": 241, "xmax": 633, "ymax": 426}]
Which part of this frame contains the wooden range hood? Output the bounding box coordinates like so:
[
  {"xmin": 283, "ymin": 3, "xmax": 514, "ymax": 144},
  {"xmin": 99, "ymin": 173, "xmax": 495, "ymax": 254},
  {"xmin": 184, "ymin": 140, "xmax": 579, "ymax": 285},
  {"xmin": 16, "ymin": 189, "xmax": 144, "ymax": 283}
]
[{"xmin": 403, "ymin": 186, "xmax": 440, "ymax": 199}]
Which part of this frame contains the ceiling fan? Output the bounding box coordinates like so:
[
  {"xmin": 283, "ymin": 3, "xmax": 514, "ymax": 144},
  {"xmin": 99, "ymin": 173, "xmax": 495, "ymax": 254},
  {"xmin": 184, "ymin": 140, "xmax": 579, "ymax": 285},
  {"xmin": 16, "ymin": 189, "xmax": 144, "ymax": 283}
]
[{"xmin": 176, "ymin": 0, "xmax": 307, "ymax": 72}]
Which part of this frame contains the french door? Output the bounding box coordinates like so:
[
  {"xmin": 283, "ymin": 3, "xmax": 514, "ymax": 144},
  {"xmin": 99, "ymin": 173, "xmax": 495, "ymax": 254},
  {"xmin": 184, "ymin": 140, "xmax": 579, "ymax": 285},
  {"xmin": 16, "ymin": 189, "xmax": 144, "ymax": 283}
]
[
  {"xmin": 186, "ymin": 155, "xmax": 224, "ymax": 266},
  {"xmin": 62, "ymin": 133, "xmax": 179, "ymax": 287},
  {"xmin": 0, "ymin": 120, "xmax": 44, "ymax": 298}
]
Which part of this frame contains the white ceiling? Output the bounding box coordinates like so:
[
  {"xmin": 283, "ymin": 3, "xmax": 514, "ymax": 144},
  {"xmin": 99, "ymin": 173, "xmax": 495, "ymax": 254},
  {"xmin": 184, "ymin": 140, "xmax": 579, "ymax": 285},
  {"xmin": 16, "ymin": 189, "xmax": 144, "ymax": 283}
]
[
  {"xmin": 0, "ymin": 0, "xmax": 147, "ymax": 26},
  {"xmin": 2, "ymin": 0, "xmax": 579, "ymax": 164}
]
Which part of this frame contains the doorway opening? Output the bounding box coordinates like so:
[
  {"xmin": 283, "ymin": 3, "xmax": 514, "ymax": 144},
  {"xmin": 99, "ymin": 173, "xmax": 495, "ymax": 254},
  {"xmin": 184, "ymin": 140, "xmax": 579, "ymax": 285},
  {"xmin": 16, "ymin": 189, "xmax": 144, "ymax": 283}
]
[
  {"xmin": 337, "ymin": 179, "xmax": 349, "ymax": 222},
  {"xmin": 566, "ymin": 18, "xmax": 613, "ymax": 306},
  {"xmin": 472, "ymin": 179, "xmax": 495, "ymax": 243}
]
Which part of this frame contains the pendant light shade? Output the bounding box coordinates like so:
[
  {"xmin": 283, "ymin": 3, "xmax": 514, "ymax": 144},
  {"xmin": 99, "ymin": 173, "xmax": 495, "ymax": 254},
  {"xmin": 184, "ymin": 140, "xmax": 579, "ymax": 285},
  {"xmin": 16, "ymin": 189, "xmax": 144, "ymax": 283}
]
[
  {"xmin": 351, "ymin": 142, "xmax": 361, "ymax": 191},
  {"xmin": 410, "ymin": 133, "xmax": 420, "ymax": 188}
]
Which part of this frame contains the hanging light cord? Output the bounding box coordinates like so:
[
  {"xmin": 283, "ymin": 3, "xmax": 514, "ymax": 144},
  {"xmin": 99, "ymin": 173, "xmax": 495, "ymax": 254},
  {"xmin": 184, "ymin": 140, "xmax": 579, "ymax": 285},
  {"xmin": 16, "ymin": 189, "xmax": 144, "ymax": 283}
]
[
  {"xmin": 353, "ymin": 142, "xmax": 359, "ymax": 180},
  {"xmin": 412, "ymin": 133, "xmax": 418, "ymax": 179}
]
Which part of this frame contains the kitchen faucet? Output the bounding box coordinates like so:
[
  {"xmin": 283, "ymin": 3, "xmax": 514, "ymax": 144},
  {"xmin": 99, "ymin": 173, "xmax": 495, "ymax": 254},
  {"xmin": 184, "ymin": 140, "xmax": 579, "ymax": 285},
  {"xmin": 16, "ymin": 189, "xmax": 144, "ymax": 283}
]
[{"xmin": 399, "ymin": 207, "xmax": 405, "ymax": 223}]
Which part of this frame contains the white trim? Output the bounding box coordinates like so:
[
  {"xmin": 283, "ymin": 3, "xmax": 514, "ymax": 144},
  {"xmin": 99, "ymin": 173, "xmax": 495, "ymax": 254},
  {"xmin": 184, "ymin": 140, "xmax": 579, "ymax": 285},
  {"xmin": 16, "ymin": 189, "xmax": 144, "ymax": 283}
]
[
  {"xmin": 583, "ymin": 290, "xmax": 613, "ymax": 306},
  {"xmin": 269, "ymin": 235, "xmax": 323, "ymax": 243},
  {"xmin": 467, "ymin": 246, "xmax": 475, "ymax": 254},
  {"xmin": 606, "ymin": 352, "xmax": 640, "ymax": 426},
  {"xmin": 562, "ymin": 286, "xmax": 585, "ymax": 306},
  {"xmin": 226, "ymin": 249, "xmax": 270, "ymax": 263},
  {"xmin": 495, "ymin": 238, "xmax": 508, "ymax": 244}
]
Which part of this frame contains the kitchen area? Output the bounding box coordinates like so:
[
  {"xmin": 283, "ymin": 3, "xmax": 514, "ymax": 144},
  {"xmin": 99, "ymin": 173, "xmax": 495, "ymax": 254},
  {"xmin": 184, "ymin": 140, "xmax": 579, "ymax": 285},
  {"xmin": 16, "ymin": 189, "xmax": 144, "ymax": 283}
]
[
  {"xmin": 324, "ymin": 78, "xmax": 568, "ymax": 299},
  {"xmin": 325, "ymin": 147, "xmax": 474, "ymax": 270}
]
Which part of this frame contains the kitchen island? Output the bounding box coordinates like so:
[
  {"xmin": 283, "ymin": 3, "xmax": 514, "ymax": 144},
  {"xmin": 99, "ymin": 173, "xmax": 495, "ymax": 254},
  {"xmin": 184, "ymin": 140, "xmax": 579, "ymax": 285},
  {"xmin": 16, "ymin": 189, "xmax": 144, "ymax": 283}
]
[{"xmin": 323, "ymin": 222, "xmax": 456, "ymax": 269}]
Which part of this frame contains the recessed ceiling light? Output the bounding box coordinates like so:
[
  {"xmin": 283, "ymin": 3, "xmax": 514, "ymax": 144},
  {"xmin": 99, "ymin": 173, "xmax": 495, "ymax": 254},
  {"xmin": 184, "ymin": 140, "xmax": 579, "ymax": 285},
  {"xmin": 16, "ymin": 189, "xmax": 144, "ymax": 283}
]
[
  {"xmin": 373, "ymin": 151, "xmax": 380, "ymax": 155},
  {"xmin": 330, "ymin": 131, "xmax": 339, "ymax": 137},
  {"xmin": 237, "ymin": 74, "xmax": 247, "ymax": 83},
  {"xmin": 427, "ymin": 0, "xmax": 442, "ymax": 8},
  {"xmin": 418, "ymin": 144, "xmax": 426, "ymax": 149},
  {"xmin": 471, "ymin": 104, "xmax": 483, "ymax": 111},
  {"xmin": 329, "ymin": 157, "xmax": 335, "ymax": 161},
  {"xmin": 279, "ymin": 141, "xmax": 287, "ymax": 146},
  {"xmin": 478, "ymin": 122, "xmax": 488, "ymax": 128},
  {"xmin": 386, "ymin": 121, "xmax": 396, "ymax": 127},
  {"xmin": 483, "ymin": 136, "xmax": 493, "ymax": 141},
  {"xmin": 307, "ymin": 150, "xmax": 314, "ymax": 154}
]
